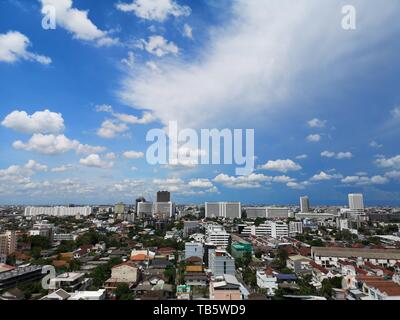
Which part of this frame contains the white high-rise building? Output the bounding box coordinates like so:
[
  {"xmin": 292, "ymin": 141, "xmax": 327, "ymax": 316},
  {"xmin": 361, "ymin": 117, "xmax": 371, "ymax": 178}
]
[
  {"xmin": 205, "ymin": 202, "xmax": 241, "ymax": 219},
  {"xmin": 205, "ymin": 224, "xmax": 230, "ymax": 247},
  {"xmin": 24, "ymin": 206, "xmax": 92, "ymax": 217},
  {"xmin": 300, "ymin": 196, "xmax": 310, "ymax": 213},
  {"xmin": 266, "ymin": 207, "xmax": 289, "ymax": 219},
  {"xmin": 348, "ymin": 194, "xmax": 364, "ymax": 211},
  {"xmin": 289, "ymin": 221, "xmax": 303, "ymax": 236},
  {"xmin": 270, "ymin": 221, "xmax": 289, "ymax": 239},
  {"xmin": 153, "ymin": 202, "xmax": 175, "ymax": 218},
  {"xmin": 245, "ymin": 207, "xmax": 267, "ymax": 219},
  {"xmin": 137, "ymin": 202, "xmax": 153, "ymax": 217}
]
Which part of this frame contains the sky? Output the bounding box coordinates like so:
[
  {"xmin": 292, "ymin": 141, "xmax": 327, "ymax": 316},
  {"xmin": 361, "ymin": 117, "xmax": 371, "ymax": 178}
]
[{"xmin": 1, "ymin": 0, "xmax": 400, "ymax": 206}]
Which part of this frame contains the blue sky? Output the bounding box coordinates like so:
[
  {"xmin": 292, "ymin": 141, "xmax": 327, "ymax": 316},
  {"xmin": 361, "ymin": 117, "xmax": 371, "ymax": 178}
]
[{"xmin": 1, "ymin": 0, "xmax": 400, "ymax": 206}]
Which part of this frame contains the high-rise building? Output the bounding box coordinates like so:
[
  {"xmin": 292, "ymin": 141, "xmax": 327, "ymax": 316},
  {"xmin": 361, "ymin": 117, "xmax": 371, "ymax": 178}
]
[
  {"xmin": 289, "ymin": 221, "xmax": 303, "ymax": 236},
  {"xmin": 24, "ymin": 206, "xmax": 92, "ymax": 217},
  {"xmin": 266, "ymin": 207, "xmax": 289, "ymax": 219},
  {"xmin": 245, "ymin": 207, "xmax": 267, "ymax": 219},
  {"xmin": 137, "ymin": 202, "xmax": 153, "ymax": 218},
  {"xmin": 153, "ymin": 202, "xmax": 175, "ymax": 218},
  {"xmin": 205, "ymin": 202, "xmax": 241, "ymax": 219},
  {"xmin": 135, "ymin": 197, "xmax": 146, "ymax": 215},
  {"xmin": 348, "ymin": 193, "xmax": 364, "ymax": 211},
  {"xmin": 157, "ymin": 191, "xmax": 171, "ymax": 202},
  {"xmin": 300, "ymin": 196, "xmax": 310, "ymax": 213},
  {"xmin": 0, "ymin": 231, "xmax": 17, "ymax": 256},
  {"xmin": 205, "ymin": 224, "xmax": 230, "ymax": 247},
  {"xmin": 114, "ymin": 203, "xmax": 125, "ymax": 215},
  {"xmin": 270, "ymin": 221, "xmax": 289, "ymax": 239}
]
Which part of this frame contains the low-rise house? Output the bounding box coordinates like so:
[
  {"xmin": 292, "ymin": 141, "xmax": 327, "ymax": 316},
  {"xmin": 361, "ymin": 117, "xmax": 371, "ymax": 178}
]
[
  {"xmin": 286, "ymin": 255, "xmax": 312, "ymax": 275},
  {"xmin": 184, "ymin": 272, "xmax": 208, "ymax": 287},
  {"xmin": 49, "ymin": 272, "xmax": 89, "ymax": 292},
  {"xmin": 0, "ymin": 288, "xmax": 25, "ymax": 300},
  {"xmin": 256, "ymin": 267, "xmax": 278, "ymax": 296},
  {"xmin": 209, "ymin": 274, "xmax": 243, "ymax": 300},
  {"xmin": 105, "ymin": 262, "xmax": 139, "ymax": 293}
]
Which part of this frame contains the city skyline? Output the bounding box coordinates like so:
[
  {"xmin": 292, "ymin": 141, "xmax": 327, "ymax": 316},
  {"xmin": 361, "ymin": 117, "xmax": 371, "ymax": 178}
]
[{"xmin": 1, "ymin": 0, "xmax": 400, "ymax": 206}]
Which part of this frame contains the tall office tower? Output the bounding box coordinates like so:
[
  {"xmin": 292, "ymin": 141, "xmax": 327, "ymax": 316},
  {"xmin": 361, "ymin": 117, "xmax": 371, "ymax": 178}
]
[
  {"xmin": 208, "ymin": 249, "xmax": 236, "ymax": 276},
  {"xmin": 137, "ymin": 202, "xmax": 153, "ymax": 218},
  {"xmin": 245, "ymin": 207, "xmax": 268, "ymax": 219},
  {"xmin": 348, "ymin": 193, "xmax": 364, "ymax": 210},
  {"xmin": 157, "ymin": 191, "xmax": 171, "ymax": 202},
  {"xmin": 153, "ymin": 202, "xmax": 175, "ymax": 218},
  {"xmin": 114, "ymin": 203, "xmax": 125, "ymax": 215},
  {"xmin": 135, "ymin": 197, "xmax": 146, "ymax": 215},
  {"xmin": 300, "ymin": 196, "xmax": 310, "ymax": 213}
]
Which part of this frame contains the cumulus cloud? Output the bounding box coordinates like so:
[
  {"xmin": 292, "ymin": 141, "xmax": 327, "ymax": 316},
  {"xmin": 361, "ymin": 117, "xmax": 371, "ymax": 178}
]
[
  {"xmin": 80, "ymin": 154, "xmax": 114, "ymax": 169},
  {"xmin": 321, "ymin": 151, "xmax": 353, "ymax": 160},
  {"xmin": 25, "ymin": 160, "xmax": 48, "ymax": 172},
  {"xmin": 341, "ymin": 175, "xmax": 389, "ymax": 185},
  {"xmin": 0, "ymin": 31, "xmax": 51, "ymax": 64},
  {"xmin": 310, "ymin": 171, "xmax": 342, "ymax": 182},
  {"xmin": 258, "ymin": 159, "xmax": 302, "ymax": 173},
  {"xmin": 375, "ymin": 155, "xmax": 400, "ymax": 169},
  {"xmin": 213, "ymin": 173, "xmax": 295, "ymax": 189},
  {"xmin": 76, "ymin": 144, "xmax": 107, "ymax": 155},
  {"xmin": 306, "ymin": 134, "xmax": 321, "ymax": 142},
  {"xmin": 123, "ymin": 150, "xmax": 144, "ymax": 159},
  {"xmin": 116, "ymin": 0, "xmax": 191, "ymax": 22},
  {"xmin": 140, "ymin": 35, "xmax": 179, "ymax": 57},
  {"xmin": 188, "ymin": 178, "xmax": 213, "ymax": 188},
  {"xmin": 39, "ymin": 0, "xmax": 118, "ymax": 46},
  {"xmin": 97, "ymin": 120, "xmax": 129, "ymax": 139},
  {"xmin": 391, "ymin": 106, "xmax": 400, "ymax": 119},
  {"xmin": 307, "ymin": 118, "xmax": 326, "ymax": 128},
  {"xmin": 118, "ymin": 0, "xmax": 400, "ymax": 129},
  {"xmin": 1, "ymin": 110, "xmax": 64, "ymax": 134},
  {"xmin": 13, "ymin": 134, "xmax": 79, "ymax": 155}
]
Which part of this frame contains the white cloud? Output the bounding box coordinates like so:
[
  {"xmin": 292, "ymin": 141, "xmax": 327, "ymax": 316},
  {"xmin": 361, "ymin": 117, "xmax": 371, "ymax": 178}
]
[
  {"xmin": 370, "ymin": 140, "xmax": 383, "ymax": 148},
  {"xmin": 39, "ymin": 0, "xmax": 118, "ymax": 46},
  {"xmin": 13, "ymin": 134, "xmax": 79, "ymax": 155},
  {"xmin": 306, "ymin": 134, "xmax": 321, "ymax": 142},
  {"xmin": 213, "ymin": 173, "xmax": 272, "ymax": 189},
  {"xmin": 385, "ymin": 170, "xmax": 400, "ymax": 180},
  {"xmin": 258, "ymin": 159, "xmax": 302, "ymax": 173},
  {"xmin": 141, "ymin": 35, "xmax": 179, "ymax": 57},
  {"xmin": 51, "ymin": 164, "xmax": 73, "ymax": 173},
  {"xmin": 188, "ymin": 178, "xmax": 213, "ymax": 188},
  {"xmin": 321, "ymin": 151, "xmax": 353, "ymax": 160},
  {"xmin": 341, "ymin": 175, "xmax": 389, "ymax": 185},
  {"xmin": 1, "ymin": 110, "xmax": 64, "ymax": 134},
  {"xmin": 296, "ymin": 154, "xmax": 308, "ymax": 160},
  {"xmin": 25, "ymin": 160, "xmax": 48, "ymax": 172},
  {"xmin": 76, "ymin": 144, "xmax": 107, "ymax": 155},
  {"xmin": 310, "ymin": 171, "xmax": 342, "ymax": 182},
  {"xmin": 105, "ymin": 152, "xmax": 117, "ymax": 160},
  {"xmin": 307, "ymin": 118, "xmax": 326, "ymax": 128},
  {"xmin": 123, "ymin": 150, "xmax": 144, "ymax": 159},
  {"xmin": 80, "ymin": 154, "xmax": 114, "ymax": 169},
  {"xmin": 118, "ymin": 1, "xmax": 400, "ymax": 129},
  {"xmin": 183, "ymin": 24, "xmax": 193, "ymax": 39},
  {"xmin": 287, "ymin": 181, "xmax": 310, "ymax": 190},
  {"xmin": 116, "ymin": 0, "xmax": 191, "ymax": 22},
  {"xmin": 121, "ymin": 51, "xmax": 136, "ymax": 68},
  {"xmin": 375, "ymin": 155, "xmax": 400, "ymax": 169},
  {"xmin": 97, "ymin": 120, "xmax": 129, "ymax": 139},
  {"xmin": 391, "ymin": 106, "xmax": 400, "ymax": 119},
  {"xmin": 0, "ymin": 31, "xmax": 51, "ymax": 64}
]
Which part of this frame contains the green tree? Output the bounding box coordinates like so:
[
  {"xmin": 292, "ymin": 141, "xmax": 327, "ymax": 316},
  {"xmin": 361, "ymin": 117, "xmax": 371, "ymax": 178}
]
[{"xmin": 115, "ymin": 283, "xmax": 133, "ymax": 300}]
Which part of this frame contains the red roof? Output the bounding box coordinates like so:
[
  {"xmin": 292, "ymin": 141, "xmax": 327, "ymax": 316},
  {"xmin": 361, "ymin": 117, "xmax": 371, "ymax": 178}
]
[{"xmin": 310, "ymin": 261, "xmax": 329, "ymax": 274}]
